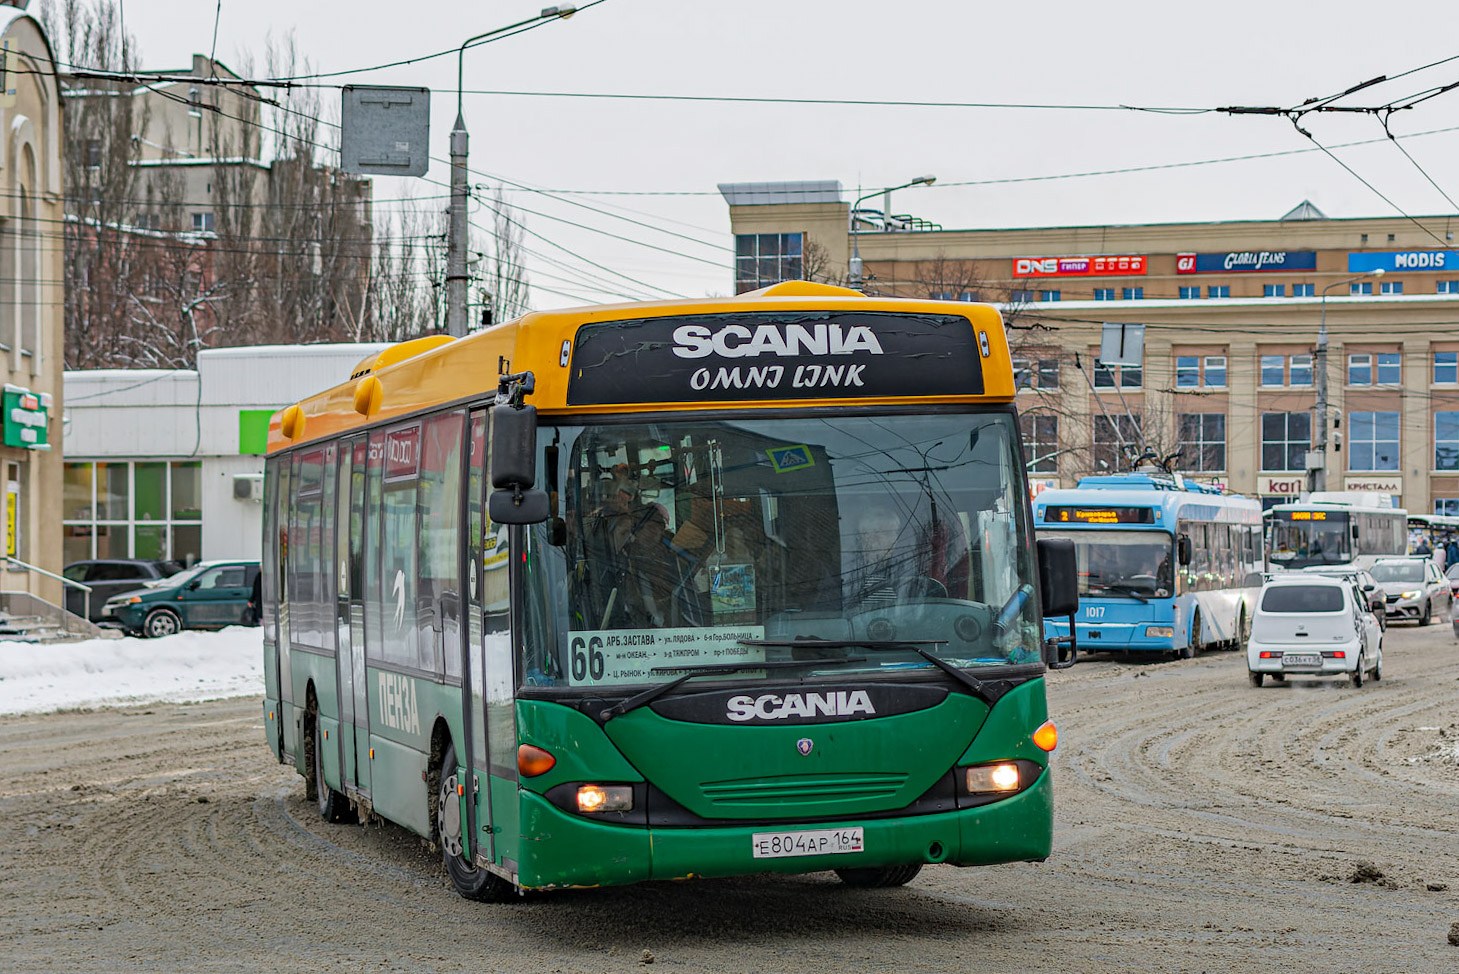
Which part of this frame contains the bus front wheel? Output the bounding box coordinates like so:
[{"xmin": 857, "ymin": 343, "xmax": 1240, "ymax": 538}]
[
  {"xmin": 437, "ymin": 742, "xmax": 516, "ymax": 902},
  {"xmin": 835, "ymin": 864, "xmax": 923, "ymax": 888},
  {"xmin": 1179, "ymin": 613, "xmax": 1200, "ymax": 659}
]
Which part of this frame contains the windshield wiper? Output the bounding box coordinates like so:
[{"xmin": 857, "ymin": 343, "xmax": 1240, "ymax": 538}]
[
  {"xmin": 598, "ymin": 657, "xmax": 865, "ymax": 722},
  {"xmin": 1096, "ymin": 583, "xmax": 1150, "ymax": 603},
  {"xmin": 739, "ymin": 638, "xmax": 1015, "ymax": 704}
]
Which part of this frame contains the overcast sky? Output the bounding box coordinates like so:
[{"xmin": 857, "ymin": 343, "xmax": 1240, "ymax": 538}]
[{"xmin": 109, "ymin": 0, "xmax": 1459, "ymax": 309}]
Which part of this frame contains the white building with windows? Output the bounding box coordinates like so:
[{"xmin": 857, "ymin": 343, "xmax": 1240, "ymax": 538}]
[{"xmin": 62, "ymin": 344, "xmax": 385, "ymax": 566}]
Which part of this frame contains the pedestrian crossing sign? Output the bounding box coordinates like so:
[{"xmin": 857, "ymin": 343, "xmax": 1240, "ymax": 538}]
[{"xmin": 768, "ymin": 445, "xmax": 814, "ymax": 473}]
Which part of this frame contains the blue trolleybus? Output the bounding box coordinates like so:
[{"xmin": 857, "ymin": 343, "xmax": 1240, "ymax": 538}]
[{"xmin": 1033, "ymin": 474, "xmax": 1264, "ymax": 658}]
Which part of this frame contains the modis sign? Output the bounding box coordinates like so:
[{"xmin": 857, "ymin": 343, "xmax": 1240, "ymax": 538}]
[
  {"xmin": 566, "ymin": 312, "xmax": 984, "ymax": 405},
  {"xmin": 1012, "ymin": 255, "xmax": 1146, "ymax": 278},
  {"xmin": 1348, "ymin": 250, "xmax": 1457, "ymax": 273}
]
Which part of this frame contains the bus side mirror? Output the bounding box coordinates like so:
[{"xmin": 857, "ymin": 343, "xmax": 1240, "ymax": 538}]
[
  {"xmin": 1177, "ymin": 534, "xmax": 1192, "ymax": 566},
  {"xmin": 1037, "ymin": 538, "xmax": 1078, "ymax": 617},
  {"xmin": 1037, "ymin": 538, "xmax": 1078, "ymax": 669},
  {"xmin": 490, "ymin": 405, "xmax": 549, "ymax": 525},
  {"xmin": 491, "ymin": 405, "xmax": 537, "ymax": 489},
  {"xmin": 1351, "ymin": 524, "xmax": 1360, "ymax": 540}
]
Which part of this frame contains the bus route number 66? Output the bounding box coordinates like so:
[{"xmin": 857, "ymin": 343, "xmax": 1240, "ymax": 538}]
[{"xmin": 571, "ymin": 636, "xmax": 607, "ymax": 681}]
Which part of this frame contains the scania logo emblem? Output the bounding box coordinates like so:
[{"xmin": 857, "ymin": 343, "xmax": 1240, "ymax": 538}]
[{"xmin": 796, "ymin": 738, "xmax": 814, "ymax": 756}]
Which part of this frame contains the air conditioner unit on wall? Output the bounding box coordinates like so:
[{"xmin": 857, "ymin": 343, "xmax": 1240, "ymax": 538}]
[{"xmin": 233, "ymin": 473, "xmax": 264, "ymax": 501}]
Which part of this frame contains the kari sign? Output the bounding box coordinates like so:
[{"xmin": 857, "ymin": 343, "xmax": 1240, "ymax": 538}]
[
  {"xmin": 1012, "ymin": 255, "xmax": 1146, "ymax": 278},
  {"xmin": 1348, "ymin": 250, "xmax": 1457, "ymax": 273},
  {"xmin": 1176, "ymin": 251, "xmax": 1317, "ymax": 274},
  {"xmin": 1259, "ymin": 476, "xmax": 1306, "ymax": 496}
]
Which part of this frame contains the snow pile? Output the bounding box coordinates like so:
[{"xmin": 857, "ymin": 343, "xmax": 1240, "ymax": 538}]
[{"xmin": 0, "ymin": 626, "xmax": 264, "ymax": 715}]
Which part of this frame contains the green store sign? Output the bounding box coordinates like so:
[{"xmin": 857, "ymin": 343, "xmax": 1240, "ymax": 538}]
[{"xmin": 3, "ymin": 385, "xmax": 49, "ymax": 449}]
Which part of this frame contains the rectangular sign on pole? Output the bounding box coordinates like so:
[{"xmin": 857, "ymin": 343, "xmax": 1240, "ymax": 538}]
[
  {"xmin": 340, "ymin": 86, "xmax": 430, "ymax": 177},
  {"xmin": 1099, "ymin": 323, "xmax": 1145, "ymax": 367}
]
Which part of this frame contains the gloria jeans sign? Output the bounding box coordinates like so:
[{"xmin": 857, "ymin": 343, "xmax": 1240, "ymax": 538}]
[{"xmin": 1176, "ymin": 251, "xmax": 1317, "ymax": 274}]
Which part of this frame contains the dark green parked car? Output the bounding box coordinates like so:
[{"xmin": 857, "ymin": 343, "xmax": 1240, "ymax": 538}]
[{"xmin": 102, "ymin": 559, "xmax": 261, "ymax": 638}]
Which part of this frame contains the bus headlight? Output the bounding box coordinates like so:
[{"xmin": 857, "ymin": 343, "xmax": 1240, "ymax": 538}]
[
  {"xmin": 965, "ymin": 763, "xmax": 1020, "ymax": 794},
  {"xmin": 576, "ymin": 784, "xmax": 633, "ymax": 813},
  {"xmin": 1145, "ymin": 626, "xmax": 1174, "ymax": 638}
]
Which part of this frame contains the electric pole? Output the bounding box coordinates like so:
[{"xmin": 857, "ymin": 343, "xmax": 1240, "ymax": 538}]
[{"xmin": 446, "ymin": 7, "xmax": 577, "ymax": 338}]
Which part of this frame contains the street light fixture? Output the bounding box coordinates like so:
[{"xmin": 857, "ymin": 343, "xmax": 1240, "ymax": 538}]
[
  {"xmin": 848, "ymin": 175, "xmax": 936, "ymax": 291},
  {"xmin": 446, "ymin": 6, "xmax": 577, "ymax": 337},
  {"xmin": 1311, "ymin": 267, "xmax": 1385, "ymax": 492}
]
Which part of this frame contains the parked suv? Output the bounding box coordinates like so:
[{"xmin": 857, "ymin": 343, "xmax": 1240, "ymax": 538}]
[
  {"xmin": 1247, "ymin": 575, "xmax": 1382, "ymax": 688},
  {"xmin": 62, "ymin": 558, "xmax": 184, "ymax": 622},
  {"xmin": 103, "ymin": 560, "xmax": 260, "ymax": 637},
  {"xmin": 1369, "ymin": 557, "xmax": 1452, "ymax": 625}
]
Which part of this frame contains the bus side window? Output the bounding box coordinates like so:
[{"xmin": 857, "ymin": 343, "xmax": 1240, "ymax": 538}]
[{"xmin": 363, "ymin": 432, "xmax": 385, "ymax": 665}]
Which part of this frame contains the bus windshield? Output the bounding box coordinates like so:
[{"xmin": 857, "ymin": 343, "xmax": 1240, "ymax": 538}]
[
  {"xmin": 521, "ymin": 411, "xmax": 1042, "ymax": 690},
  {"xmin": 1033, "ymin": 528, "xmax": 1173, "ymax": 599},
  {"xmin": 1269, "ymin": 511, "xmax": 1351, "ymax": 567}
]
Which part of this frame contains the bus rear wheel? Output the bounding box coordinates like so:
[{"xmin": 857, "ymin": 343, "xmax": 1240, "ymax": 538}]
[
  {"xmin": 437, "ymin": 742, "xmax": 516, "ymax": 902},
  {"xmin": 1235, "ymin": 608, "xmax": 1251, "ymax": 653},
  {"xmin": 835, "ymin": 864, "xmax": 923, "ymax": 888}
]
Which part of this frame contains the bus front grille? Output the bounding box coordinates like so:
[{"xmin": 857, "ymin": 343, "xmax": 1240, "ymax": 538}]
[{"xmin": 700, "ymin": 773, "xmax": 909, "ymax": 808}]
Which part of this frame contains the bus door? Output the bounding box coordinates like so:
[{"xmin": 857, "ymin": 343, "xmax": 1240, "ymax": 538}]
[
  {"xmin": 462, "ymin": 410, "xmax": 492, "ymax": 860},
  {"xmin": 335, "ymin": 437, "xmax": 368, "ymax": 794},
  {"xmin": 463, "ymin": 408, "xmax": 521, "ymax": 863}
]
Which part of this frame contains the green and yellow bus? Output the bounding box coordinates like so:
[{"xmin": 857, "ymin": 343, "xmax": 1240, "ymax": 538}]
[{"xmin": 261, "ymin": 281, "xmax": 1078, "ymax": 899}]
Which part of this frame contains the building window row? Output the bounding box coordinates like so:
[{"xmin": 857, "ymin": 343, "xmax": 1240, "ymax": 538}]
[
  {"xmin": 1175, "ymin": 355, "xmax": 1226, "ymax": 388},
  {"xmin": 1022, "ymin": 408, "xmax": 1459, "ymax": 477},
  {"xmin": 1260, "ymin": 353, "xmax": 1312, "ymax": 388},
  {"xmin": 1013, "ymin": 358, "xmax": 1060, "ymax": 391},
  {"xmin": 1348, "ymin": 352, "xmax": 1401, "ymax": 386},
  {"xmin": 734, "ymin": 232, "xmax": 803, "ymax": 293},
  {"xmin": 1093, "ymin": 361, "xmax": 1141, "ymax": 389}
]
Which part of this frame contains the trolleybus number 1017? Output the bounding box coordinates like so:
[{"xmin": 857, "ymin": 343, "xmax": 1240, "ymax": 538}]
[{"xmin": 751, "ymin": 827, "xmax": 866, "ymax": 859}]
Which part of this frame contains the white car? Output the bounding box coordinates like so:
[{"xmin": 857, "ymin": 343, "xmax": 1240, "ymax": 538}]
[{"xmin": 1247, "ymin": 575, "xmax": 1382, "ymax": 688}]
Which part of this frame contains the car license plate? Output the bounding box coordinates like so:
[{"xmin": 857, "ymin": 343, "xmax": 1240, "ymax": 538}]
[
  {"xmin": 751, "ymin": 827, "xmax": 864, "ymax": 859},
  {"xmin": 1283, "ymin": 653, "xmax": 1321, "ymax": 667}
]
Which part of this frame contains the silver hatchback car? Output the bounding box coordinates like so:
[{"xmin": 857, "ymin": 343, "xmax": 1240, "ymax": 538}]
[{"xmin": 1369, "ymin": 557, "xmax": 1452, "ymax": 625}]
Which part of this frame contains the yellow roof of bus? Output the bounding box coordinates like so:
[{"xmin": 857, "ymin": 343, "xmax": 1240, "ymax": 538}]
[{"xmin": 266, "ymin": 282, "xmax": 1015, "ymax": 453}]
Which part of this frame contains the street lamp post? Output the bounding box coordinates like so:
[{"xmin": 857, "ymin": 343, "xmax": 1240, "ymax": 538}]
[
  {"xmin": 1311, "ymin": 268, "xmax": 1385, "ymax": 492},
  {"xmin": 447, "ymin": 6, "xmax": 576, "ymax": 337},
  {"xmin": 847, "ymin": 175, "xmax": 935, "ymax": 291}
]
